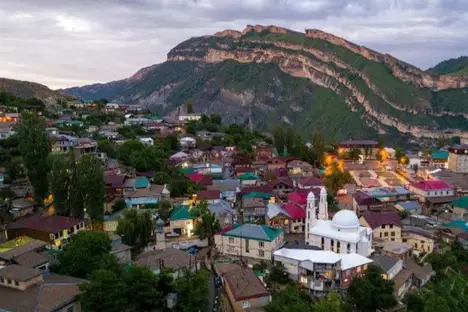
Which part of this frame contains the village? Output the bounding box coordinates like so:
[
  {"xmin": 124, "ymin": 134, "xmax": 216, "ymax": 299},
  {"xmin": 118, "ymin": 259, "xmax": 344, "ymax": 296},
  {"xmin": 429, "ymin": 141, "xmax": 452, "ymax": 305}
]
[{"xmin": 0, "ymin": 98, "xmax": 467, "ymax": 312}]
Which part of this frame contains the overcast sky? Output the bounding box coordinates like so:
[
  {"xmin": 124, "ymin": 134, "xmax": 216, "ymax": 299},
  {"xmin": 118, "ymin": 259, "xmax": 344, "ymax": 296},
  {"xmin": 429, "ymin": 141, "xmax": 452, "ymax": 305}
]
[{"xmin": 1, "ymin": 0, "xmax": 467, "ymax": 89}]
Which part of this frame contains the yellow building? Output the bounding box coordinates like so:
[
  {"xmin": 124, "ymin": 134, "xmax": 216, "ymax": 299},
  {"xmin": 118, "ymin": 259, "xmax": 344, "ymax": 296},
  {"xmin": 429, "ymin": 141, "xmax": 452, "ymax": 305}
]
[
  {"xmin": 359, "ymin": 211, "xmax": 402, "ymax": 243},
  {"xmin": 402, "ymin": 227, "xmax": 435, "ymax": 254}
]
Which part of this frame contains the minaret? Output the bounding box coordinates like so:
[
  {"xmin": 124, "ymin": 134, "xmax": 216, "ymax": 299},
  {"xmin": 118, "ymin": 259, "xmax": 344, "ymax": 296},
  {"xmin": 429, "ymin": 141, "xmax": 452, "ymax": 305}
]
[
  {"xmin": 154, "ymin": 218, "xmax": 166, "ymax": 250},
  {"xmin": 318, "ymin": 187, "xmax": 329, "ymax": 220},
  {"xmin": 305, "ymin": 191, "xmax": 316, "ymax": 244}
]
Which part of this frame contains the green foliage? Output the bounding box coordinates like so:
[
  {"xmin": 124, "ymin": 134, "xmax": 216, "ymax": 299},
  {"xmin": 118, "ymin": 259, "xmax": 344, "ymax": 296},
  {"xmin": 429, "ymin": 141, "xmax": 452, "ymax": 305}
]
[
  {"xmin": 112, "ymin": 199, "xmax": 126, "ymax": 213},
  {"xmin": 265, "ymin": 285, "xmax": 314, "ymax": 312},
  {"xmin": 153, "ymin": 172, "xmax": 171, "ymax": 185},
  {"xmin": 122, "ymin": 265, "xmax": 164, "ymax": 312},
  {"xmin": 324, "ymin": 162, "xmax": 353, "ymax": 196},
  {"xmin": 185, "ymin": 98, "xmax": 194, "ymax": 113},
  {"xmin": 346, "ymin": 265, "xmax": 397, "ymax": 312},
  {"xmin": 117, "ymin": 139, "xmax": 169, "ymax": 172},
  {"xmin": 173, "ymin": 269, "xmax": 210, "ymax": 312},
  {"xmin": 57, "ymin": 231, "xmax": 113, "ymax": 279},
  {"xmin": 193, "ymin": 200, "xmax": 221, "ymax": 247},
  {"xmin": 265, "ymin": 261, "xmax": 291, "ymax": 287},
  {"xmin": 79, "ymin": 269, "xmax": 128, "ymax": 312},
  {"xmin": 428, "ymin": 56, "xmax": 468, "ymax": 75},
  {"xmin": 117, "ymin": 125, "xmax": 144, "ymax": 139},
  {"xmin": 97, "ymin": 138, "xmax": 117, "ymax": 158},
  {"xmin": 252, "ymin": 260, "xmax": 268, "ymax": 273},
  {"xmin": 313, "ymin": 290, "xmax": 347, "ymax": 312},
  {"xmin": 0, "ymin": 91, "xmax": 46, "ymax": 111},
  {"xmin": 17, "ymin": 111, "xmax": 50, "ymax": 204},
  {"xmin": 169, "ymin": 176, "xmax": 194, "ymax": 197},
  {"xmin": 116, "ymin": 209, "xmax": 154, "ymax": 247},
  {"xmin": 156, "ymin": 200, "xmax": 172, "ymax": 221}
]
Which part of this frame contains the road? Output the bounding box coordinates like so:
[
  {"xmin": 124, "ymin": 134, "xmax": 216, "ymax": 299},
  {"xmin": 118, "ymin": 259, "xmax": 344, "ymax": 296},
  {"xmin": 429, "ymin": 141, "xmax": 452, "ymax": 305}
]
[{"xmin": 207, "ymin": 271, "xmax": 219, "ymax": 312}]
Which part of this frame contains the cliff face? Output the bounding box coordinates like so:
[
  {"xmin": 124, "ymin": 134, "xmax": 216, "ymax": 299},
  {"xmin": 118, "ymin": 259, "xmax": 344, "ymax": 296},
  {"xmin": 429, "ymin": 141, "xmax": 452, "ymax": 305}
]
[{"xmin": 63, "ymin": 25, "xmax": 468, "ymax": 142}]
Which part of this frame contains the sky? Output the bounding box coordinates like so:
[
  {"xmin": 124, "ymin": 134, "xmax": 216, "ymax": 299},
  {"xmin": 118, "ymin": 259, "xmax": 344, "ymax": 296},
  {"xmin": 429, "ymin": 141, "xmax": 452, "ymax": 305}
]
[{"xmin": 1, "ymin": 0, "xmax": 467, "ymax": 89}]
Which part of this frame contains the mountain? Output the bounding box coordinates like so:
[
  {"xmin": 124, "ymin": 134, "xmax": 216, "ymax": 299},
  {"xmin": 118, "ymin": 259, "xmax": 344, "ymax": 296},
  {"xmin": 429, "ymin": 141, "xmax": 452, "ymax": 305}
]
[
  {"xmin": 0, "ymin": 77, "xmax": 73, "ymax": 104},
  {"xmin": 428, "ymin": 56, "xmax": 468, "ymax": 76},
  {"xmin": 62, "ymin": 25, "xmax": 468, "ymax": 142}
]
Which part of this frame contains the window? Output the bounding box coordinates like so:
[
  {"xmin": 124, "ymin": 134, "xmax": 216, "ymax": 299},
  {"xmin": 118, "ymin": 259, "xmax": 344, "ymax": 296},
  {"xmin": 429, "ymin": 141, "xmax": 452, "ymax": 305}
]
[
  {"xmin": 229, "ymin": 237, "xmax": 234, "ymax": 243},
  {"xmin": 389, "ymin": 224, "xmax": 393, "ymax": 229},
  {"xmin": 242, "ymin": 301, "xmax": 252, "ymax": 309},
  {"xmin": 66, "ymin": 306, "xmax": 75, "ymax": 312},
  {"xmin": 259, "ymin": 241, "xmax": 264, "ymax": 248},
  {"xmin": 357, "ymin": 266, "xmax": 361, "ymax": 273},
  {"xmin": 258, "ymin": 250, "xmax": 264, "ymax": 257},
  {"xmin": 379, "ymin": 232, "xmax": 382, "ymax": 238},
  {"xmin": 331, "ymin": 239, "xmax": 334, "ymax": 247},
  {"xmin": 347, "ymin": 243, "xmax": 351, "ymax": 252},
  {"xmin": 14, "ymin": 281, "xmax": 19, "ymax": 286},
  {"xmin": 0, "ymin": 278, "xmax": 4, "ymax": 283},
  {"xmin": 384, "ymin": 232, "xmax": 389, "ymax": 237},
  {"xmin": 337, "ymin": 241, "xmax": 341, "ymax": 253},
  {"xmin": 390, "ymin": 232, "xmax": 395, "ymax": 237}
]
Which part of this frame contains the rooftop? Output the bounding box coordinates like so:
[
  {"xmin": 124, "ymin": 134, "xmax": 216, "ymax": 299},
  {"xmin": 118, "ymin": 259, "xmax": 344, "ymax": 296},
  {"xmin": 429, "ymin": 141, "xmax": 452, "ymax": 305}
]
[
  {"xmin": 410, "ymin": 179, "xmax": 452, "ymax": 191},
  {"xmin": 0, "ymin": 264, "xmax": 41, "ymax": 282},
  {"xmin": 431, "ymin": 150, "xmax": 449, "ymax": 160},
  {"xmin": 371, "ymin": 254, "xmax": 400, "ymax": 273},
  {"xmin": 220, "ymin": 224, "xmax": 283, "ymax": 242},
  {"xmin": 169, "ymin": 205, "xmax": 196, "ymax": 221},
  {"xmin": 360, "ymin": 211, "xmax": 402, "ymax": 229},
  {"xmin": 134, "ymin": 248, "xmax": 196, "ymax": 271},
  {"xmin": 7, "ymin": 215, "xmax": 83, "ymax": 234}
]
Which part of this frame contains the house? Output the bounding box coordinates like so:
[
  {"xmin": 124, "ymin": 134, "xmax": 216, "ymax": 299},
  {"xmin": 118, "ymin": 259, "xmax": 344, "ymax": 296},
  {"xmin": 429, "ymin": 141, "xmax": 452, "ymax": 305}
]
[
  {"xmin": 196, "ymin": 190, "xmax": 221, "ymax": 204},
  {"xmin": 169, "ymin": 205, "xmax": 197, "ymax": 237},
  {"xmin": 124, "ymin": 117, "xmax": 153, "ymax": 126},
  {"xmin": 178, "ymin": 113, "xmax": 201, "ymax": 121},
  {"xmin": 0, "ymin": 237, "xmax": 49, "ymax": 270},
  {"xmin": 450, "ymin": 196, "xmax": 468, "ymax": 217},
  {"xmin": 394, "ymin": 201, "xmax": 422, "ymax": 215},
  {"xmin": 6, "ymin": 215, "xmax": 86, "ymax": 250},
  {"xmin": 338, "ymin": 140, "xmax": 379, "ymax": 159},
  {"xmin": 104, "ymin": 103, "xmax": 120, "ymax": 112},
  {"xmin": 282, "ymin": 203, "xmax": 306, "ymax": 233},
  {"xmin": 287, "ymin": 160, "xmax": 314, "ymax": 176},
  {"xmin": 255, "ymin": 147, "xmax": 273, "ymax": 161},
  {"xmin": 408, "ymin": 180, "xmax": 455, "ymax": 207},
  {"xmin": 170, "ymin": 151, "xmax": 189, "ymax": 162},
  {"xmin": 215, "ymin": 224, "xmax": 284, "ymax": 262},
  {"xmin": 52, "ymin": 135, "xmax": 97, "ymax": 158},
  {"xmin": 360, "ymin": 211, "xmax": 402, "ymax": 243},
  {"xmin": 404, "ymin": 260, "xmax": 435, "ymax": 288},
  {"xmin": 266, "ymin": 203, "xmax": 290, "ymax": 232},
  {"xmin": 9, "ymin": 199, "xmax": 35, "ymax": 219},
  {"xmin": 273, "ymin": 248, "xmax": 373, "ymax": 295},
  {"xmin": 123, "ymin": 176, "xmax": 150, "ymax": 194},
  {"xmin": 430, "ymin": 150, "xmax": 449, "ymax": 169},
  {"xmin": 214, "ymin": 262, "xmax": 270, "ymax": 311},
  {"xmin": 0, "ymin": 266, "xmax": 86, "ymax": 312},
  {"xmin": 297, "ymin": 176, "xmax": 323, "ymax": 189},
  {"xmin": 448, "ymin": 144, "xmax": 468, "ymax": 172},
  {"xmin": 0, "ymin": 123, "xmax": 15, "ymax": 140},
  {"xmin": 124, "ymin": 185, "xmax": 166, "ymax": 208},
  {"xmin": 104, "ymin": 174, "xmax": 126, "ymax": 198},
  {"xmin": 135, "ymin": 248, "xmax": 200, "ymax": 278},
  {"xmin": 179, "ymin": 137, "xmax": 196, "ymax": 148},
  {"xmin": 267, "ymin": 158, "xmax": 287, "ymax": 171},
  {"xmin": 208, "ymin": 200, "xmax": 237, "ymax": 225},
  {"xmin": 242, "ymin": 198, "xmax": 267, "ymax": 223},
  {"xmin": 238, "ymin": 172, "xmax": 259, "ymax": 186},
  {"xmin": 352, "ymin": 191, "xmax": 383, "ymax": 213},
  {"xmin": 270, "ymin": 177, "xmax": 294, "ymax": 194},
  {"xmin": 402, "ymin": 226, "xmax": 435, "ymax": 254}
]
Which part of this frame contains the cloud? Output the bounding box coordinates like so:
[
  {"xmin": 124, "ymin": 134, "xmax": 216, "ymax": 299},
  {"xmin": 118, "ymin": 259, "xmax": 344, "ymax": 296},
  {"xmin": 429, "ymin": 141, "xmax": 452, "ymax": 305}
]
[{"xmin": 0, "ymin": 0, "xmax": 467, "ymax": 89}]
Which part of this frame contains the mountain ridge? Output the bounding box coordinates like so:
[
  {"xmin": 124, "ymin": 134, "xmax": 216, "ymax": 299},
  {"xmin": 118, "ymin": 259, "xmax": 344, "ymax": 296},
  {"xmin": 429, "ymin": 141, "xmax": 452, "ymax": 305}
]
[
  {"xmin": 60, "ymin": 25, "xmax": 468, "ymax": 142},
  {"xmin": 0, "ymin": 77, "xmax": 73, "ymax": 104}
]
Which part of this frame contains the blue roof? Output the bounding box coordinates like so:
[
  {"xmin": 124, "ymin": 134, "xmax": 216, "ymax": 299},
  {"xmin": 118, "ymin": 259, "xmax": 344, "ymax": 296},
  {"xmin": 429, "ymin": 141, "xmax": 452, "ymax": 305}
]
[
  {"xmin": 365, "ymin": 187, "xmax": 411, "ymax": 198},
  {"xmin": 431, "ymin": 150, "xmax": 449, "ymax": 160},
  {"xmin": 125, "ymin": 198, "xmax": 158, "ymax": 206},
  {"xmin": 396, "ymin": 201, "xmax": 421, "ymax": 211},
  {"xmin": 134, "ymin": 177, "xmax": 150, "ymax": 188}
]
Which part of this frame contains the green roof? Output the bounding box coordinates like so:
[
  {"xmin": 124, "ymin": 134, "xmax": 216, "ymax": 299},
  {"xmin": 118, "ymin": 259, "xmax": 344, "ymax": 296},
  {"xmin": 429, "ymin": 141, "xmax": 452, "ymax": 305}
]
[
  {"xmin": 445, "ymin": 220, "xmax": 468, "ymax": 231},
  {"xmin": 451, "ymin": 197, "xmax": 468, "ymax": 209},
  {"xmin": 243, "ymin": 192, "xmax": 272, "ymax": 200},
  {"xmin": 178, "ymin": 167, "xmax": 196, "ymax": 175},
  {"xmin": 170, "ymin": 205, "xmax": 196, "ymax": 221},
  {"xmin": 134, "ymin": 176, "xmax": 150, "ymax": 188},
  {"xmin": 431, "ymin": 150, "xmax": 449, "ymax": 160},
  {"xmin": 222, "ymin": 224, "xmax": 283, "ymax": 242},
  {"xmin": 149, "ymin": 115, "xmax": 163, "ymax": 121},
  {"xmin": 238, "ymin": 172, "xmax": 259, "ymax": 180}
]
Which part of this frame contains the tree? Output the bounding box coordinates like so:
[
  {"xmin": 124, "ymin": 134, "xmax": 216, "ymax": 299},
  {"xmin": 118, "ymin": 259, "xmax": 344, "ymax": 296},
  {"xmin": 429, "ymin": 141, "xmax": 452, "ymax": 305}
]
[
  {"xmin": 185, "ymin": 98, "xmax": 194, "ymax": 114},
  {"xmin": 313, "ymin": 290, "xmax": 346, "ymax": 312},
  {"xmin": 312, "ymin": 131, "xmax": 325, "ymax": 166},
  {"xmin": 346, "ymin": 265, "xmax": 397, "ymax": 312},
  {"xmin": 48, "ymin": 155, "xmax": 71, "ymax": 216},
  {"xmin": 122, "ymin": 265, "xmax": 164, "ymax": 312},
  {"xmin": 112, "ymin": 199, "xmax": 126, "ymax": 213},
  {"xmin": 169, "ymin": 177, "xmax": 193, "ymax": 197},
  {"xmin": 79, "ymin": 269, "xmax": 128, "ymax": 312},
  {"xmin": 156, "ymin": 200, "xmax": 172, "ymax": 221},
  {"xmin": 265, "ymin": 261, "xmax": 290, "ymax": 287},
  {"xmin": 265, "ymin": 285, "xmax": 313, "ymax": 312},
  {"xmin": 273, "ymin": 126, "xmax": 285, "ymax": 156},
  {"xmin": 174, "ymin": 269, "xmax": 210, "ymax": 312},
  {"xmin": 210, "ymin": 114, "xmax": 222, "ymax": 125},
  {"xmin": 17, "ymin": 111, "xmax": 50, "ymax": 204},
  {"xmin": 193, "ymin": 201, "xmax": 220, "ymax": 248},
  {"xmin": 57, "ymin": 231, "xmax": 113, "ymax": 278},
  {"xmin": 284, "ymin": 127, "xmax": 295, "ymax": 155},
  {"xmin": 97, "ymin": 138, "xmax": 117, "ymax": 158},
  {"xmin": 116, "ymin": 209, "xmax": 154, "ymax": 247},
  {"xmin": 405, "ymin": 292, "xmax": 425, "ymax": 312},
  {"xmin": 79, "ymin": 155, "xmax": 105, "ymax": 224},
  {"xmin": 348, "ymin": 147, "xmax": 361, "ymax": 160},
  {"xmin": 153, "ymin": 172, "xmax": 171, "ymax": 185},
  {"xmin": 164, "ymin": 133, "xmax": 180, "ymax": 151}
]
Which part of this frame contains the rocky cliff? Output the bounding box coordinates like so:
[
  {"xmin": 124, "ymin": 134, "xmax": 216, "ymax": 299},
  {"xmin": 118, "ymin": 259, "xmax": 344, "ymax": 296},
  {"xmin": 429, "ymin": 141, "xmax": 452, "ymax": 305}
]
[{"xmin": 62, "ymin": 25, "xmax": 468, "ymax": 143}]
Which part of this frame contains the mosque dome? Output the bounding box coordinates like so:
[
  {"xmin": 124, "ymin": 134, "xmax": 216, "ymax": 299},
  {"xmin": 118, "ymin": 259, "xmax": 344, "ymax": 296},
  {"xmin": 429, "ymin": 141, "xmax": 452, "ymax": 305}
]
[{"xmin": 331, "ymin": 210, "xmax": 360, "ymax": 229}]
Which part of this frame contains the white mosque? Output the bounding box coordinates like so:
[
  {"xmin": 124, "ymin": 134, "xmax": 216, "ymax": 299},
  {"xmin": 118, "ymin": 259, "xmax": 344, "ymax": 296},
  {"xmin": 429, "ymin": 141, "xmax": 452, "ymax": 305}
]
[{"xmin": 305, "ymin": 188, "xmax": 373, "ymax": 257}]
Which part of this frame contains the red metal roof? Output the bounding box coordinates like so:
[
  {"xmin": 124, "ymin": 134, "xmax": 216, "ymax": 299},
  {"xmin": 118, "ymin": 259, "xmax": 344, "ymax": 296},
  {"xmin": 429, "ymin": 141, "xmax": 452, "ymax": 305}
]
[
  {"xmin": 282, "ymin": 203, "xmax": 306, "ymax": 219},
  {"xmin": 8, "ymin": 215, "xmax": 83, "ymax": 233},
  {"xmin": 410, "ymin": 180, "xmax": 452, "ymax": 191},
  {"xmin": 197, "ymin": 190, "xmax": 221, "ymax": 200}
]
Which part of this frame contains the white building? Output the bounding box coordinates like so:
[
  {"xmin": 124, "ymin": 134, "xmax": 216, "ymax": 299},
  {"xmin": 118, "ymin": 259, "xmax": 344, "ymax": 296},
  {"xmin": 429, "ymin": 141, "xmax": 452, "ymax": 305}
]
[
  {"xmin": 306, "ymin": 188, "xmax": 373, "ymax": 257},
  {"xmin": 178, "ymin": 114, "xmax": 202, "ymax": 121},
  {"xmin": 139, "ymin": 137, "xmax": 154, "ymax": 146}
]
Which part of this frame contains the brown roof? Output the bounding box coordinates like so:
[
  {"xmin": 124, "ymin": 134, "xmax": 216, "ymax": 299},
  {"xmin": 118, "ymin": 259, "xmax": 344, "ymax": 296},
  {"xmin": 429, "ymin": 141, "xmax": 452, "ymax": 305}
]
[
  {"xmin": 215, "ymin": 263, "xmax": 269, "ymax": 301},
  {"xmin": 360, "ymin": 211, "xmax": 401, "ymax": 229},
  {"xmin": 404, "ymin": 260, "xmax": 434, "ymax": 280},
  {"xmin": 13, "ymin": 252, "xmax": 49, "ymax": 268},
  {"xmin": 197, "ymin": 190, "xmax": 221, "ymax": 200},
  {"xmin": 125, "ymin": 185, "xmax": 164, "ymax": 198},
  {"xmin": 0, "ymin": 264, "xmax": 41, "ymax": 281},
  {"xmin": 0, "ymin": 239, "xmax": 47, "ymax": 260},
  {"xmin": 392, "ymin": 267, "xmax": 413, "ymax": 290},
  {"xmin": 242, "ymin": 198, "xmax": 266, "ymax": 209},
  {"xmin": 104, "ymin": 174, "xmax": 126, "ymax": 187},
  {"xmin": 111, "ymin": 243, "xmax": 132, "ymax": 254},
  {"xmin": 134, "ymin": 248, "xmax": 197, "ymax": 271},
  {"xmin": 8, "ymin": 215, "xmax": 83, "ymax": 234},
  {"xmin": 0, "ymin": 273, "xmax": 86, "ymax": 312}
]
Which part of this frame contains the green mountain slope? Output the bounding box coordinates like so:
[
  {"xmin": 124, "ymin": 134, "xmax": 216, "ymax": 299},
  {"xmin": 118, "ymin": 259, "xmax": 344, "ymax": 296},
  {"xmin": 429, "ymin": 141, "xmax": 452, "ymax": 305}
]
[
  {"xmin": 0, "ymin": 77, "xmax": 73, "ymax": 104},
  {"xmin": 428, "ymin": 56, "xmax": 468, "ymax": 75},
  {"xmin": 62, "ymin": 25, "xmax": 468, "ymax": 143}
]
